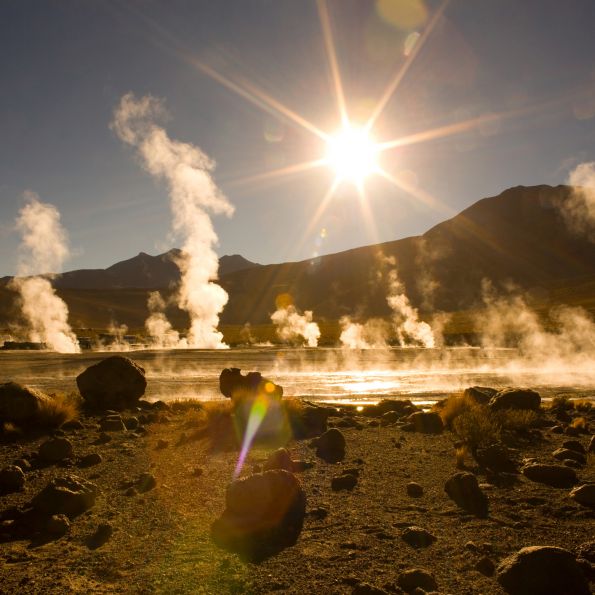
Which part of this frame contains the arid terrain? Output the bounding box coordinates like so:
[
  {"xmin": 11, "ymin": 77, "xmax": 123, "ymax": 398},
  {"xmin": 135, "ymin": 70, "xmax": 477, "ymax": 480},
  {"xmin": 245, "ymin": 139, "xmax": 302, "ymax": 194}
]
[{"xmin": 0, "ymin": 373, "xmax": 593, "ymax": 594}]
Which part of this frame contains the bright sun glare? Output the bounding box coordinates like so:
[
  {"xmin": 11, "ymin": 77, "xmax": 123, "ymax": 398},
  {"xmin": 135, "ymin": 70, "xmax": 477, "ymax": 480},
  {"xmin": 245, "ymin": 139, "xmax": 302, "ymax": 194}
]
[{"xmin": 325, "ymin": 126, "xmax": 379, "ymax": 184}]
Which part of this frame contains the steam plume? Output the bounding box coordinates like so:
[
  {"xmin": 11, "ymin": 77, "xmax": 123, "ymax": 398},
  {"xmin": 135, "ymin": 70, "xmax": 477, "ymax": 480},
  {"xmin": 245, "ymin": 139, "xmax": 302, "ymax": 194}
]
[
  {"xmin": 386, "ymin": 268, "xmax": 435, "ymax": 348},
  {"xmin": 145, "ymin": 291, "xmax": 183, "ymax": 348},
  {"xmin": 339, "ymin": 316, "xmax": 389, "ymax": 349},
  {"xmin": 9, "ymin": 192, "xmax": 79, "ymax": 353},
  {"xmin": 271, "ymin": 305, "xmax": 320, "ymax": 347},
  {"xmin": 111, "ymin": 93, "xmax": 233, "ymax": 348},
  {"xmin": 562, "ymin": 161, "xmax": 595, "ymax": 242}
]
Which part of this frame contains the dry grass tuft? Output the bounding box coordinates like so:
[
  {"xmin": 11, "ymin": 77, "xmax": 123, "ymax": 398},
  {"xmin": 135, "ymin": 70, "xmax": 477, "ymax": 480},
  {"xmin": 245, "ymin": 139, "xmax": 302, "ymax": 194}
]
[
  {"xmin": 169, "ymin": 398, "xmax": 205, "ymax": 413},
  {"xmin": 455, "ymin": 444, "xmax": 469, "ymax": 469},
  {"xmin": 571, "ymin": 416, "xmax": 589, "ymax": 431},
  {"xmin": 572, "ymin": 399, "xmax": 593, "ymax": 412},
  {"xmin": 550, "ymin": 395, "xmax": 572, "ymax": 411},
  {"xmin": 452, "ymin": 407, "xmax": 501, "ymax": 449},
  {"xmin": 435, "ymin": 392, "xmax": 480, "ymax": 428},
  {"xmin": 494, "ymin": 409, "xmax": 538, "ymax": 432},
  {"xmin": 38, "ymin": 392, "xmax": 80, "ymax": 428}
]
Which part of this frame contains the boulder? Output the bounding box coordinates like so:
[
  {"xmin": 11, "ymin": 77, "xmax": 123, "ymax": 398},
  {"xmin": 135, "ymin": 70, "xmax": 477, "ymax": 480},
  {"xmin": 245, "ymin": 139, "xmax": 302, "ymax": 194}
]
[
  {"xmin": 0, "ymin": 382, "xmax": 51, "ymax": 423},
  {"xmin": 406, "ymin": 411, "xmax": 443, "ymax": 434},
  {"xmin": 401, "ymin": 526, "xmax": 436, "ymax": 548},
  {"xmin": 314, "ymin": 428, "xmax": 346, "ymax": 463},
  {"xmin": 219, "ymin": 368, "xmax": 283, "ymax": 402},
  {"xmin": 76, "ymin": 356, "xmax": 146, "ymax": 410},
  {"xmin": 552, "ymin": 448, "xmax": 586, "ymax": 465},
  {"xmin": 211, "ymin": 470, "xmax": 306, "ymax": 560},
  {"xmin": 496, "ymin": 546, "xmax": 589, "ymax": 595},
  {"xmin": 464, "ymin": 386, "xmax": 497, "ymax": 405},
  {"xmin": 489, "ymin": 388, "xmax": 541, "ymax": 411},
  {"xmin": 38, "ymin": 437, "xmax": 74, "ymax": 462},
  {"xmin": 522, "ymin": 463, "xmax": 578, "ymax": 488},
  {"xmin": 263, "ymin": 448, "xmax": 294, "ymax": 472},
  {"xmin": 397, "ymin": 569, "xmax": 437, "ymax": 593},
  {"xmin": 0, "ymin": 465, "xmax": 26, "ymax": 492},
  {"xmin": 475, "ymin": 443, "xmax": 518, "ymax": 473},
  {"xmin": 569, "ymin": 484, "xmax": 595, "ymax": 507},
  {"xmin": 444, "ymin": 472, "xmax": 489, "ymax": 517},
  {"xmin": 31, "ymin": 475, "xmax": 98, "ymax": 518}
]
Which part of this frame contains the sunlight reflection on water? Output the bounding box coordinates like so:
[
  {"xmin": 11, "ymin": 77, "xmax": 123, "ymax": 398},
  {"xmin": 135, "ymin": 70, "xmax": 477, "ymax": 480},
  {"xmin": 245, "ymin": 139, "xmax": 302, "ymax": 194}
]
[{"xmin": 1, "ymin": 347, "xmax": 594, "ymax": 404}]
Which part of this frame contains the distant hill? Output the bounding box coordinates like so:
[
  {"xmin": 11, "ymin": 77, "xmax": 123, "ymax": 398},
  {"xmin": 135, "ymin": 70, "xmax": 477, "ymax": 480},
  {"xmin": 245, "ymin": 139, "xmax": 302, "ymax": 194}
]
[{"xmin": 1, "ymin": 185, "xmax": 594, "ymax": 329}]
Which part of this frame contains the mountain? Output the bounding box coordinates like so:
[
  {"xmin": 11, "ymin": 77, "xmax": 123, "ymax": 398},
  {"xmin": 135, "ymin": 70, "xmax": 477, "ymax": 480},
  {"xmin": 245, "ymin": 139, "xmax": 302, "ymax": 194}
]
[
  {"xmin": 1, "ymin": 251, "xmax": 260, "ymax": 290},
  {"xmin": 1, "ymin": 185, "xmax": 594, "ymax": 329}
]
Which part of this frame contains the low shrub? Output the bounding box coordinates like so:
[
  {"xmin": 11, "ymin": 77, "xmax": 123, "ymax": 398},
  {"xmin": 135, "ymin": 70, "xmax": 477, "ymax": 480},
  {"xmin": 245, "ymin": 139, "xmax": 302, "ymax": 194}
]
[
  {"xmin": 493, "ymin": 409, "xmax": 538, "ymax": 432},
  {"xmin": 39, "ymin": 392, "xmax": 80, "ymax": 428},
  {"xmin": 435, "ymin": 392, "xmax": 480, "ymax": 428},
  {"xmin": 452, "ymin": 407, "xmax": 501, "ymax": 449}
]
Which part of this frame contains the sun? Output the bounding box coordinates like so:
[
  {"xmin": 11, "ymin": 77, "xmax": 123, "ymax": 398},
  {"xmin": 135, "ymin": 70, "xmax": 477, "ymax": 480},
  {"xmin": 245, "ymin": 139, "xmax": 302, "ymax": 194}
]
[{"xmin": 325, "ymin": 125, "xmax": 380, "ymax": 184}]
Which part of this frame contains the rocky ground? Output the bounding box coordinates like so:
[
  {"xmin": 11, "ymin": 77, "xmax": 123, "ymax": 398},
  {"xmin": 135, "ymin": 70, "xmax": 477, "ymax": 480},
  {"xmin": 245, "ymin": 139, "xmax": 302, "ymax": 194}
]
[{"xmin": 0, "ymin": 391, "xmax": 594, "ymax": 594}]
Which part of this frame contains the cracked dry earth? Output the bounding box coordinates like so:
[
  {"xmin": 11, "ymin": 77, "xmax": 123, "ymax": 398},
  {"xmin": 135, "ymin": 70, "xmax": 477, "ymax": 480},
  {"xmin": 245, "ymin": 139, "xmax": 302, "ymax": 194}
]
[{"xmin": 0, "ymin": 405, "xmax": 594, "ymax": 594}]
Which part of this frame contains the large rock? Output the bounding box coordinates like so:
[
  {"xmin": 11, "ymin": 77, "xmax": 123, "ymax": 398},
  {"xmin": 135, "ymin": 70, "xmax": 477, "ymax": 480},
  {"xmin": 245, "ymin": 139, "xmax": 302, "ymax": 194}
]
[
  {"xmin": 464, "ymin": 386, "xmax": 497, "ymax": 405},
  {"xmin": 219, "ymin": 368, "xmax": 283, "ymax": 402},
  {"xmin": 31, "ymin": 475, "xmax": 99, "ymax": 518},
  {"xmin": 552, "ymin": 447, "xmax": 586, "ymax": 465},
  {"xmin": 444, "ymin": 472, "xmax": 489, "ymax": 517},
  {"xmin": 76, "ymin": 356, "xmax": 146, "ymax": 410},
  {"xmin": 489, "ymin": 388, "xmax": 541, "ymax": 411},
  {"xmin": 0, "ymin": 382, "xmax": 51, "ymax": 423},
  {"xmin": 497, "ymin": 546, "xmax": 589, "ymax": 595},
  {"xmin": 0, "ymin": 465, "xmax": 26, "ymax": 492},
  {"xmin": 570, "ymin": 484, "xmax": 595, "ymax": 507},
  {"xmin": 211, "ymin": 470, "xmax": 306, "ymax": 560},
  {"xmin": 38, "ymin": 437, "xmax": 74, "ymax": 462},
  {"xmin": 522, "ymin": 463, "xmax": 578, "ymax": 488},
  {"xmin": 475, "ymin": 443, "xmax": 518, "ymax": 473},
  {"xmin": 406, "ymin": 411, "xmax": 443, "ymax": 434},
  {"xmin": 314, "ymin": 428, "xmax": 346, "ymax": 463}
]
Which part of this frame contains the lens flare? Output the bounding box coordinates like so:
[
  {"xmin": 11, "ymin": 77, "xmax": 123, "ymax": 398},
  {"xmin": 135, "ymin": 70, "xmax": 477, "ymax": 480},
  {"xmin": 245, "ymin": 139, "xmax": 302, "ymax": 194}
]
[
  {"xmin": 325, "ymin": 126, "xmax": 379, "ymax": 184},
  {"xmin": 233, "ymin": 394, "xmax": 269, "ymax": 479}
]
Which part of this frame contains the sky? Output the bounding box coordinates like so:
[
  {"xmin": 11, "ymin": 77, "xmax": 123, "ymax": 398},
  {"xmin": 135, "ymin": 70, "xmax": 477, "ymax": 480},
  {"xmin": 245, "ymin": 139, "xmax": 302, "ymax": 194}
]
[{"xmin": 1, "ymin": 0, "xmax": 595, "ymax": 276}]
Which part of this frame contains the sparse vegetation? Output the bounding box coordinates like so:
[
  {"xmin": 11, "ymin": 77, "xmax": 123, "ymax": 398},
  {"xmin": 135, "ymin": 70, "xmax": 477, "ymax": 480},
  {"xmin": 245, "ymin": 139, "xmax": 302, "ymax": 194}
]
[
  {"xmin": 40, "ymin": 392, "xmax": 80, "ymax": 428},
  {"xmin": 451, "ymin": 407, "xmax": 501, "ymax": 449},
  {"xmin": 434, "ymin": 392, "xmax": 479, "ymax": 428},
  {"xmin": 494, "ymin": 409, "xmax": 538, "ymax": 433},
  {"xmin": 169, "ymin": 398, "xmax": 205, "ymax": 413},
  {"xmin": 570, "ymin": 416, "xmax": 589, "ymax": 432}
]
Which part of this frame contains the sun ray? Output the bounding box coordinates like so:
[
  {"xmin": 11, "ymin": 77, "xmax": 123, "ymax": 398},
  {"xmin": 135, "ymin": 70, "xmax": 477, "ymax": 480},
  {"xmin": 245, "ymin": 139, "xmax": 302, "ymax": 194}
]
[
  {"xmin": 317, "ymin": 0, "xmax": 349, "ymax": 126},
  {"xmin": 224, "ymin": 158, "xmax": 327, "ymax": 188},
  {"xmin": 356, "ymin": 183, "xmax": 380, "ymax": 245},
  {"xmin": 377, "ymin": 167, "xmax": 452, "ymax": 214},
  {"xmin": 365, "ymin": 0, "xmax": 449, "ymax": 132}
]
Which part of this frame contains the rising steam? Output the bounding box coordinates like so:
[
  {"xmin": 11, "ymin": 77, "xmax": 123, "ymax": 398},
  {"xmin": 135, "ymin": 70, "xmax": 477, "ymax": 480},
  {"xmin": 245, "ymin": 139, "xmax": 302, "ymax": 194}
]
[
  {"xmin": 562, "ymin": 161, "xmax": 595, "ymax": 242},
  {"xmin": 271, "ymin": 305, "xmax": 320, "ymax": 347},
  {"xmin": 111, "ymin": 93, "xmax": 233, "ymax": 348},
  {"xmin": 145, "ymin": 291, "xmax": 183, "ymax": 348},
  {"xmin": 339, "ymin": 316, "xmax": 389, "ymax": 349},
  {"xmin": 9, "ymin": 192, "xmax": 79, "ymax": 353}
]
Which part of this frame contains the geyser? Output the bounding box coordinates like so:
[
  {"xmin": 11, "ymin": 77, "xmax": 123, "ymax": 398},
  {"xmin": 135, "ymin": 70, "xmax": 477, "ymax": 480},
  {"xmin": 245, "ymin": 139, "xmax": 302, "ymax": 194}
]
[
  {"xmin": 9, "ymin": 192, "xmax": 79, "ymax": 353},
  {"xmin": 111, "ymin": 93, "xmax": 233, "ymax": 349}
]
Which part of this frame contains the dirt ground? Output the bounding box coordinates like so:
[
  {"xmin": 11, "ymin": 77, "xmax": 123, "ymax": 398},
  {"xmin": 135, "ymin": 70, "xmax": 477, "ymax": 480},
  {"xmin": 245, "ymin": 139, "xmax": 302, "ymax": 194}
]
[{"xmin": 0, "ymin": 401, "xmax": 594, "ymax": 594}]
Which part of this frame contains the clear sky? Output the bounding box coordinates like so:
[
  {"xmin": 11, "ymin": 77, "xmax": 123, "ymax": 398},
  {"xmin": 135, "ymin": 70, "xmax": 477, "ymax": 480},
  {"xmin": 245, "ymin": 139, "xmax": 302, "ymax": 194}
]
[{"xmin": 1, "ymin": 0, "xmax": 595, "ymax": 276}]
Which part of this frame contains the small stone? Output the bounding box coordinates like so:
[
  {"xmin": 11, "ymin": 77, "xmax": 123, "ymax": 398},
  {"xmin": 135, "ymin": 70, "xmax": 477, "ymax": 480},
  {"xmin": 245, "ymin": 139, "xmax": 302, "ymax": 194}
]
[
  {"xmin": 95, "ymin": 432, "xmax": 112, "ymax": 444},
  {"xmin": 263, "ymin": 448, "xmax": 293, "ymax": 472},
  {"xmin": 124, "ymin": 487, "xmax": 138, "ymax": 497},
  {"xmin": 522, "ymin": 463, "xmax": 577, "ymax": 488},
  {"xmin": 38, "ymin": 437, "xmax": 74, "ymax": 462},
  {"xmin": 444, "ymin": 472, "xmax": 488, "ymax": 517},
  {"xmin": 156, "ymin": 439, "xmax": 169, "ymax": 449},
  {"xmin": 61, "ymin": 420, "xmax": 84, "ymax": 431},
  {"xmin": 191, "ymin": 467, "xmax": 204, "ymax": 477},
  {"xmin": 137, "ymin": 472, "xmax": 157, "ymax": 492},
  {"xmin": 88, "ymin": 523, "xmax": 113, "ymax": 548},
  {"xmin": 351, "ymin": 583, "xmax": 388, "ymax": 594},
  {"xmin": 46, "ymin": 514, "xmax": 70, "ymax": 536},
  {"xmin": 401, "ymin": 526, "xmax": 436, "ymax": 548},
  {"xmin": 406, "ymin": 482, "xmax": 424, "ymax": 498},
  {"xmin": 475, "ymin": 556, "xmax": 495, "ymax": 576},
  {"xmin": 562, "ymin": 440, "xmax": 586, "ymax": 454},
  {"xmin": 550, "ymin": 425, "xmax": 564, "ymax": 434},
  {"xmin": 0, "ymin": 465, "xmax": 26, "ymax": 492},
  {"xmin": 78, "ymin": 453, "xmax": 103, "ymax": 468},
  {"xmin": 31, "ymin": 475, "xmax": 98, "ymax": 518},
  {"xmin": 13, "ymin": 458, "xmax": 31, "ymax": 470},
  {"xmin": 397, "ymin": 569, "xmax": 437, "ymax": 593},
  {"xmin": 569, "ymin": 484, "xmax": 595, "ymax": 507},
  {"xmin": 100, "ymin": 417, "xmax": 126, "ymax": 432},
  {"xmin": 307, "ymin": 506, "xmax": 328, "ymax": 520},
  {"xmin": 122, "ymin": 416, "xmax": 139, "ymax": 430},
  {"xmin": 552, "ymin": 448, "xmax": 586, "ymax": 465},
  {"xmin": 315, "ymin": 428, "xmax": 346, "ymax": 463},
  {"xmin": 331, "ymin": 473, "xmax": 358, "ymax": 491}
]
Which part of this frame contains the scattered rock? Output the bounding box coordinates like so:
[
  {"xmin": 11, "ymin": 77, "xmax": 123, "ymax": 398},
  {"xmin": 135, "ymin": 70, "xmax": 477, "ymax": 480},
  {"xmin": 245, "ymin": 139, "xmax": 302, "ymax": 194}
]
[
  {"xmin": 552, "ymin": 448, "xmax": 586, "ymax": 465},
  {"xmin": 156, "ymin": 439, "xmax": 169, "ymax": 449},
  {"xmin": 137, "ymin": 472, "xmax": 157, "ymax": 493},
  {"xmin": 191, "ymin": 467, "xmax": 204, "ymax": 477},
  {"xmin": 0, "ymin": 382, "xmax": 51, "ymax": 423},
  {"xmin": 401, "ymin": 526, "xmax": 436, "ymax": 548},
  {"xmin": 31, "ymin": 475, "xmax": 98, "ymax": 518},
  {"xmin": 314, "ymin": 428, "xmax": 346, "ymax": 463},
  {"xmin": 565, "ymin": 426, "xmax": 580, "ymax": 437},
  {"xmin": 46, "ymin": 514, "xmax": 70, "ymax": 537},
  {"xmin": 475, "ymin": 556, "xmax": 495, "ymax": 576},
  {"xmin": 406, "ymin": 482, "xmax": 424, "ymax": 498},
  {"xmin": 406, "ymin": 411, "xmax": 443, "ymax": 434},
  {"xmin": 95, "ymin": 432, "xmax": 112, "ymax": 444},
  {"xmin": 380, "ymin": 411, "xmax": 401, "ymax": 425},
  {"xmin": 551, "ymin": 425, "xmax": 564, "ymax": 434},
  {"xmin": 76, "ymin": 356, "xmax": 147, "ymax": 410},
  {"xmin": 475, "ymin": 443, "xmax": 517, "ymax": 473},
  {"xmin": 0, "ymin": 465, "xmax": 26, "ymax": 492},
  {"xmin": 61, "ymin": 420, "xmax": 84, "ymax": 431},
  {"xmin": 463, "ymin": 386, "xmax": 497, "ymax": 405},
  {"xmin": 211, "ymin": 469, "xmax": 306, "ymax": 560},
  {"xmin": 122, "ymin": 416, "xmax": 139, "ymax": 430},
  {"xmin": 496, "ymin": 545, "xmax": 589, "ymax": 595},
  {"xmin": 219, "ymin": 368, "xmax": 283, "ymax": 401},
  {"xmin": 77, "ymin": 453, "xmax": 102, "ymax": 468},
  {"xmin": 569, "ymin": 484, "xmax": 595, "ymax": 507},
  {"xmin": 307, "ymin": 506, "xmax": 328, "ymax": 520},
  {"xmin": 562, "ymin": 439, "xmax": 586, "ymax": 454},
  {"xmin": 489, "ymin": 388, "xmax": 541, "ymax": 411},
  {"xmin": 291, "ymin": 405, "xmax": 330, "ymax": 438},
  {"xmin": 522, "ymin": 463, "xmax": 578, "ymax": 488},
  {"xmin": 87, "ymin": 523, "xmax": 113, "ymax": 549},
  {"xmin": 99, "ymin": 416, "xmax": 126, "ymax": 432},
  {"xmin": 38, "ymin": 437, "xmax": 74, "ymax": 463},
  {"xmin": 13, "ymin": 458, "xmax": 31, "ymax": 471},
  {"xmin": 124, "ymin": 487, "xmax": 138, "ymax": 497},
  {"xmin": 263, "ymin": 448, "xmax": 293, "ymax": 472},
  {"xmin": 444, "ymin": 472, "xmax": 488, "ymax": 517},
  {"xmin": 351, "ymin": 583, "xmax": 388, "ymax": 595},
  {"xmin": 397, "ymin": 568, "xmax": 437, "ymax": 593},
  {"xmin": 331, "ymin": 471, "xmax": 358, "ymax": 491}
]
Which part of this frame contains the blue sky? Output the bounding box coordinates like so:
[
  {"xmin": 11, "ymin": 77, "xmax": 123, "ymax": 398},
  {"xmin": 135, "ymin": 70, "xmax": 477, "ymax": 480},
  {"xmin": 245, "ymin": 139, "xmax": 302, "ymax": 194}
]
[{"xmin": 1, "ymin": 0, "xmax": 595, "ymax": 275}]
